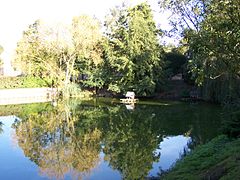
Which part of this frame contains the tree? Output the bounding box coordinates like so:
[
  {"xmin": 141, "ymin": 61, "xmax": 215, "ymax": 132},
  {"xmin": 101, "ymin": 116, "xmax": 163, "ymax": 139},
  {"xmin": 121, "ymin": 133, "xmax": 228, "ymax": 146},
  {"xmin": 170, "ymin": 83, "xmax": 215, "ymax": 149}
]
[
  {"xmin": 104, "ymin": 3, "xmax": 164, "ymax": 96},
  {"xmin": 188, "ymin": 0, "xmax": 240, "ymax": 102},
  {"xmin": 14, "ymin": 20, "xmax": 43, "ymax": 75},
  {"xmin": 14, "ymin": 20, "xmax": 75, "ymax": 87},
  {"xmin": 14, "ymin": 16, "xmax": 104, "ymax": 91},
  {"xmin": 163, "ymin": 48, "xmax": 187, "ymax": 77},
  {"xmin": 72, "ymin": 15, "xmax": 104, "ymax": 90},
  {"xmin": 158, "ymin": 0, "xmax": 207, "ymax": 37},
  {"xmin": 160, "ymin": 0, "xmax": 240, "ymax": 103}
]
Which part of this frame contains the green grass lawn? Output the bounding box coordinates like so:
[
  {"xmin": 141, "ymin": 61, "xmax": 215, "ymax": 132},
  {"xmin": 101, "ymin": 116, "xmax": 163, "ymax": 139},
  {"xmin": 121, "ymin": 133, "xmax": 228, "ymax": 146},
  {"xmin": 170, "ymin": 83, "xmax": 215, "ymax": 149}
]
[{"xmin": 162, "ymin": 135, "xmax": 240, "ymax": 180}]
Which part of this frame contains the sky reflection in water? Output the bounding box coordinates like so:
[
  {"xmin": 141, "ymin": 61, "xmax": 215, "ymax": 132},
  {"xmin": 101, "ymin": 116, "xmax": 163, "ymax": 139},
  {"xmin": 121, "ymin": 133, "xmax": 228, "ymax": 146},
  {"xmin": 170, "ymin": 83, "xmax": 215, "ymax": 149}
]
[{"xmin": 0, "ymin": 100, "xmax": 221, "ymax": 179}]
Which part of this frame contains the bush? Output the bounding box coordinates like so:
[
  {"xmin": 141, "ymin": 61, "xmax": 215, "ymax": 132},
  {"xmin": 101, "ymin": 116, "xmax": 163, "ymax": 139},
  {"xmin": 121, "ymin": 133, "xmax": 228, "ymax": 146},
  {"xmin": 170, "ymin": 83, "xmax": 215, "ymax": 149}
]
[
  {"xmin": 222, "ymin": 98, "xmax": 240, "ymax": 138},
  {"xmin": 0, "ymin": 76, "xmax": 51, "ymax": 89},
  {"xmin": 61, "ymin": 83, "xmax": 92, "ymax": 98}
]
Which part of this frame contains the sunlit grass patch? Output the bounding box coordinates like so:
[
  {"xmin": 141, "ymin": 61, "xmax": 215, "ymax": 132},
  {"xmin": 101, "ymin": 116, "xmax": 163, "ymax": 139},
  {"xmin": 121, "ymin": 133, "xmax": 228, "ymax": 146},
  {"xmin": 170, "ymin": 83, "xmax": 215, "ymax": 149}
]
[{"xmin": 162, "ymin": 135, "xmax": 240, "ymax": 180}]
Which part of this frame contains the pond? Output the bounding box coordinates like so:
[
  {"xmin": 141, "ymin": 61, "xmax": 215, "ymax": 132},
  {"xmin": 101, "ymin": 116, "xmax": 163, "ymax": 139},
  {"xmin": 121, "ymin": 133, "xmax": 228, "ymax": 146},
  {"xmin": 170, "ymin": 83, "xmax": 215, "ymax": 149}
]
[{"xmin": 0, "ymin": 98, "xmax": 222, "ymax": 179}]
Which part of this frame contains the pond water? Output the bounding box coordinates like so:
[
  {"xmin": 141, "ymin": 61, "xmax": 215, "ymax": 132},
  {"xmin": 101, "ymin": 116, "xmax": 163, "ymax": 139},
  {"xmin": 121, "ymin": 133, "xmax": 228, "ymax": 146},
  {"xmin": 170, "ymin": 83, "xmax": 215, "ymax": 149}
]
[{"xmin": 0, "ymin": 98, "xmax": 222, "ymax": 179}]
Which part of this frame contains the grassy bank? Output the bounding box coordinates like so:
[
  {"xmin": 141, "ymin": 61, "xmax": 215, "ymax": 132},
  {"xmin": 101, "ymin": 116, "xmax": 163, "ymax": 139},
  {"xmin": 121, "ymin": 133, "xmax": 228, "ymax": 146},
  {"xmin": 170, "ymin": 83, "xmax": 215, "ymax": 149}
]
[{"xmin": 162, "ymin": 135, "xmax": 240, "ymax": 180}]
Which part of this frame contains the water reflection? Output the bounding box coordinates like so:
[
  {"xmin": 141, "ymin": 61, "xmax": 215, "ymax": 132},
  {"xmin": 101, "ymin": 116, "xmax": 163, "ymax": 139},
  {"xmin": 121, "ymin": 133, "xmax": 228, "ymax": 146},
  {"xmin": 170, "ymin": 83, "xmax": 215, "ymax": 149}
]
[
  {"xmin": 0, "ymin": 99, "xmax": 222, "ymax": 179},
  {"xmin": 125, "ymin": 103, "xmax": 135, "ymax": 110},
  {"xmin": 0, "ymin": 121, "xmax": 3, "ymax": 134},
  {"xmin": 12, "ymin": 103, "xmax": 102, "ymax": 179},
  {"xmin": 149, "ymin": 135, "xmax": 191, "ymax": 176}
]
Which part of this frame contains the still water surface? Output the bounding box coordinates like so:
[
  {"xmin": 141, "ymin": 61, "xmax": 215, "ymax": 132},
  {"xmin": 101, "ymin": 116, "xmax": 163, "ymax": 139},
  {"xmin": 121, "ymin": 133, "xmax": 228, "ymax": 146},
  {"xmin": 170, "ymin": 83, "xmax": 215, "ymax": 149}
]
[{"xmin": 0, "ymin": 98, "xmax": 222, "ymax": 179}]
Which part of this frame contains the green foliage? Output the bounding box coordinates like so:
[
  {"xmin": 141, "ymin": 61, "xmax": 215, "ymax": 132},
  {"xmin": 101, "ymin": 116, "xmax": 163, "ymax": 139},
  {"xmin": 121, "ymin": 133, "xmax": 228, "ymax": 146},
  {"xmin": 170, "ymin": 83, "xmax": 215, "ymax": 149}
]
[
  {"xmin": 61, "ymin": 83, "xmax": 81, "ymax": 97},
  {"xmin": 222, "ymin": 98, "xmax": 240, "ymax": 138},
  {"xmin": 14, "ymin": 20, "xmax": 42, "ymax": 75},
  {"xmin": 160, "ymin": 0, "xmax": 240, "ymax": 103},
  {"xmin": 186, "ymin": 0, "xmax": 240, "ymax": 102},
  {"xmin": 13, "ymin": 3, "xmax": 166, "ymax": 97},
  {"xmin": 0, "ymin": 76, "xmax": 51, "ymax": 89},
  {"xmin": 162, "ymin": 135, "xmax": 240, "ymax": 179},
  {"xmin": 14, "ymin": 17, "xmax": 104, "ymax": 91},
  {"xmin": 80, "ymin": 65, "xmax": 105, "ymax": 90},
  {"xmin": 72, "ymin": 15, "xmax": 104, "ymax": 89},
  {"xmin": 22, "ymin": 76, "xmax": 51, "ymax": 88},
  {"xmin": 163, "ymin": 49, "xmax": 187, "ymax": 78},
  {"xmin": 61, "ymin": 83, "xmax": 93, "ymax": 98},
  {"xmin": 103, "ymin": 3, "xmax": 164, "ymax": 96},
  {"xmin": 158, "ymin": 0, "xmax": 206, "ymax": 37},
  {"xmin": 200, "ymin": 77, "xmax": 240, "ymax": 103},
  {"xmin": 16, "ymin": 19, "xmax": 78, "ymax": 87}
]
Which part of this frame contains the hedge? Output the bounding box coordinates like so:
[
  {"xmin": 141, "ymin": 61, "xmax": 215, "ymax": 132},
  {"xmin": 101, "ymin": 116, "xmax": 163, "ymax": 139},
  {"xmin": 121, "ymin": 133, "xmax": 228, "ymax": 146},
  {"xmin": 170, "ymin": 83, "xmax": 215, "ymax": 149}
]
[{"xmin": 0, "ymin": 76, "xmax": 52, "ymax": 89}]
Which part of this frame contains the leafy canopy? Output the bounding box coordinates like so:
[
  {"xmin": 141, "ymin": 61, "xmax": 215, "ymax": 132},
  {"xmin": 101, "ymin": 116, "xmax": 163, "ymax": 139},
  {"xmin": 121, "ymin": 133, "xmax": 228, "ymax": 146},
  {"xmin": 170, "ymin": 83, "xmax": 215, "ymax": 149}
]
[{"xmin": 104, "ymin": 2, "xmax": 164, "ymax": 96}]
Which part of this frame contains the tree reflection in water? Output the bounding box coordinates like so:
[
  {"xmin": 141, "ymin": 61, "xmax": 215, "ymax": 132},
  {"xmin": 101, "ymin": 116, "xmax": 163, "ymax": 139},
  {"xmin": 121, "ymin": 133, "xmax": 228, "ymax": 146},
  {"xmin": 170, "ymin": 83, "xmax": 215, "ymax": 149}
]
[
  {"xmin": 10, "ymin": 99, "xmax": 222, "ymax": 179},
  {"xmin": 12, "ymin": 102, "xmax": 102, "ymax": 179},
  {"xmin": 0, "ymin": 121, "xmax": 3, "ymax": 134},
  {"xmin": 102, "ymin": 106, "xmax": 163, "ymax": 180}
]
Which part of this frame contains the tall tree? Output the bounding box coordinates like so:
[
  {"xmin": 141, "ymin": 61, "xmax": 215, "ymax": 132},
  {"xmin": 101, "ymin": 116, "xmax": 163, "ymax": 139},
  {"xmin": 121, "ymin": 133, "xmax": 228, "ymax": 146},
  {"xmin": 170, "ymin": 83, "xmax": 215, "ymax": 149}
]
[
  {"xmin": 160, "ymin": 0, "xmax": 240, "ymax": 102},
  {"xmin": 158, "ymin": 0, "xmax": 207, "ymax": 37},
  {"xmin": 72, "ymin": 15, "xmax": 104, "ymax": 90},
  {"xmin": 104, "ymin": 3, "xmax": 164, "ymax": 96},
  {"xmin": 14, "ymin": 20, "xmax": 42, "ymax": 75},
  {"xmin": 14, "ymin": 16, "xmax": 104, "ymax": 90},
  {"xmin": 188, "ymin": 0, "xmax": 240, "ymax": 102}
]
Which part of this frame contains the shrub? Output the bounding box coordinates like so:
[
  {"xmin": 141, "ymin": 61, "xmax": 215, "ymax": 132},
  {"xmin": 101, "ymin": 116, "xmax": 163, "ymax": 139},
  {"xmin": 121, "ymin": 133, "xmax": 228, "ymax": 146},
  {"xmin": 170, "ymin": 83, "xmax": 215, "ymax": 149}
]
[
  {"xmin": 61, "ymin": 83, "xmax": 93, "ymax": 98},
  {"xmin": 0, "ymin": 76, "xmax": 51, "ymax": 89},
  {"xmin": 222, "ymin": 98, "xmax": 240, "ymax": 138}
]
